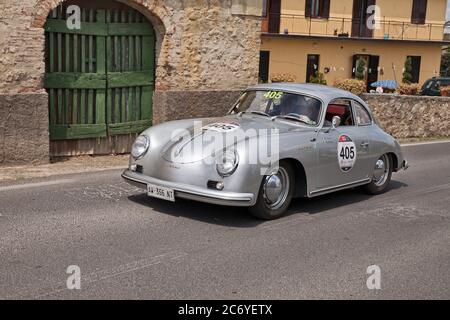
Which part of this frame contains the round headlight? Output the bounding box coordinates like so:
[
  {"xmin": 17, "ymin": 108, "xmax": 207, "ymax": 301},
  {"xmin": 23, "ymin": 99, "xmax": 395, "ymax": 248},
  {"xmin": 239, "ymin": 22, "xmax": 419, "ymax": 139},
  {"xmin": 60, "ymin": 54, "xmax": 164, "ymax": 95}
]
[
  {"xmin": 217, "ymin": 149, "xmax": 239, "ymax": 177},
  {"xmin": 131, "ymin": 135, "xmax": 150, "ymax": 159}
]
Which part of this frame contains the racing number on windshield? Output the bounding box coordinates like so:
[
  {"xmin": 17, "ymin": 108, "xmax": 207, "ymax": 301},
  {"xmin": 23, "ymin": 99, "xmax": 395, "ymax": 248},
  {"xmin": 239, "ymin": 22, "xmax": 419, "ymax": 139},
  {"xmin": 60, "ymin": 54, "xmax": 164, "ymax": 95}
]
[{"xmin": 264, "ymin": 91, "xmax": 283, "ymax": 100}]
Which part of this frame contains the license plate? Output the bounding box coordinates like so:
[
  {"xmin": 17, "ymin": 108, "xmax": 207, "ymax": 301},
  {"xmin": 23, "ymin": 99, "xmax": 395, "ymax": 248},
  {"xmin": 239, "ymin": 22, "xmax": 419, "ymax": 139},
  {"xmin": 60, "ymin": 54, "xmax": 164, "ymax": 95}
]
[{"xmin": 147, "ymin": 184, "xmax": 175, "ymax": 202}]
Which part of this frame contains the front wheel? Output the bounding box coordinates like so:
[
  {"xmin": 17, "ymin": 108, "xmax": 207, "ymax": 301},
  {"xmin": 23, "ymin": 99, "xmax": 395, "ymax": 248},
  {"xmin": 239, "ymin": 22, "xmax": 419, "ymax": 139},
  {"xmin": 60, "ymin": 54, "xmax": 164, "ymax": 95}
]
[
  {"xmin": 363, "ymin": 154, "xmax": 393, "ymax": 195},
  {"xmin": 248, "ymin": 161, "xmax": 295, "ymax": 220}
]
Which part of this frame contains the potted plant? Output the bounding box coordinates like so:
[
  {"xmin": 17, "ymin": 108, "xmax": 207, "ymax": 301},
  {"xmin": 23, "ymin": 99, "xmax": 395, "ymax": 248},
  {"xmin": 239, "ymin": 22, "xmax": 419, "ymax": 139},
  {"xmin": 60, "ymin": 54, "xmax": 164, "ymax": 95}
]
[{"xmin": 309, "ymin": 71, "xmax": 327, "ymax": 85}]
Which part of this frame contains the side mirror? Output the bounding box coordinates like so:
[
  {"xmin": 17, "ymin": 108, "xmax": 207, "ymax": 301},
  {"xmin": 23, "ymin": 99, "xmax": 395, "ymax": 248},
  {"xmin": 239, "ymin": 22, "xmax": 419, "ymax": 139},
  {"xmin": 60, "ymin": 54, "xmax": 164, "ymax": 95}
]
[{"xmin": 332, "ymin": 116, "xmax": 341, "ymax": 129}]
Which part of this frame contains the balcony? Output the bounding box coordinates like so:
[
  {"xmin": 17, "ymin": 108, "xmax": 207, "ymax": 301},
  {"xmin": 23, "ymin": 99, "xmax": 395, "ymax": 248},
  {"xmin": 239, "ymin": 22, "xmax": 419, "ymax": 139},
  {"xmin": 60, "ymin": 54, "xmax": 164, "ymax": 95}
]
[{"xmin": 263, "ymin": 13, "xmax": 446, "ymax": 42}]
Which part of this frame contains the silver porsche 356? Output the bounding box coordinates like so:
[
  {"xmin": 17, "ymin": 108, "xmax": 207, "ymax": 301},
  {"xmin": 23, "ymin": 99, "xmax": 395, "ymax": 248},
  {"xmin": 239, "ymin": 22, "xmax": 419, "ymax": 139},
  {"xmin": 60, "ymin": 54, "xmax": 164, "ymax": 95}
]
[{"xmin": 122, "ymin": 83, "xmax": 409, "ymax": 220}]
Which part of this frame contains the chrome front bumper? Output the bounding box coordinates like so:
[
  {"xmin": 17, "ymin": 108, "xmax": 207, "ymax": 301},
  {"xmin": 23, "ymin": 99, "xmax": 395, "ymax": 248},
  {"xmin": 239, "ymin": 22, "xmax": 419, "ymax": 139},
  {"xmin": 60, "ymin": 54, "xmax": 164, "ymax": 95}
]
[{"xmin": 122, "ymin": 169, "xmax": 256, "ymax": 207}]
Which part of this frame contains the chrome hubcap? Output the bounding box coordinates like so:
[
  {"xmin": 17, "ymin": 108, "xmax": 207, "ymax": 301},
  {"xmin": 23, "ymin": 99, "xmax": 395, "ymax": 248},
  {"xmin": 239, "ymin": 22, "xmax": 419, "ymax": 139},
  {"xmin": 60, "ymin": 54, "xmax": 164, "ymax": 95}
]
[
  {"xmin": 373, "ymin": 155, "xmax": 389, "ymax": 187},
  {"xmin": 263, "ymin": 167, "xmax": 290, "ymax": 210}
]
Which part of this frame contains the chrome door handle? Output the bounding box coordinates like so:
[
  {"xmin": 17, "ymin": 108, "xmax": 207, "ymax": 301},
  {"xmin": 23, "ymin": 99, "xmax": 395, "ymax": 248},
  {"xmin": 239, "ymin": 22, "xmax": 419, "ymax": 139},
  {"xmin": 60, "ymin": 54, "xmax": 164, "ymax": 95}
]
[{"xmin": 361, "ymin": 142, "xmax": 369, "ymax": 148}]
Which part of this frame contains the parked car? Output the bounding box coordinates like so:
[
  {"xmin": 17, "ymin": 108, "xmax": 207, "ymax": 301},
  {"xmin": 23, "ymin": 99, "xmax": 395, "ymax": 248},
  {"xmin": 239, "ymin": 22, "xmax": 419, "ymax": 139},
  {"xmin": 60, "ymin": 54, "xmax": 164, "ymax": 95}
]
[
  {"xmin": 420, "ymin": 77, "xmax": 450, "ymax": 96},
  {"xmin": 122, "ymin": 83, "xmax": 409, "ymax": 220}
]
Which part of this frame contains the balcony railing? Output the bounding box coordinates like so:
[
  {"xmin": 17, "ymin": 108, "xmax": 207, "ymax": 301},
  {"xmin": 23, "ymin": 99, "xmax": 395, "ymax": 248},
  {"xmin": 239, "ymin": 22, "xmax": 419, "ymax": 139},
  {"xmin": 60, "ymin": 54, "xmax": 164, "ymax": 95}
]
[{"xmin": 264, "ymin": 13, "xmax": 446, "ymax": 42}]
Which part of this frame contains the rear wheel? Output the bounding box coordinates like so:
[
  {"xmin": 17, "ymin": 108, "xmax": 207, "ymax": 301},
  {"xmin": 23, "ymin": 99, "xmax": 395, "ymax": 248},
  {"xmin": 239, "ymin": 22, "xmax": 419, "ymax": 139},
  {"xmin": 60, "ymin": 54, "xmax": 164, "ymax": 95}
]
[
  {"xmin": 363, "ymin": 154, "xmax": 393, "ymax": 195},
  {"xmin": 249, "ymin": 161, "xmax": 295, "ymax": 220}
]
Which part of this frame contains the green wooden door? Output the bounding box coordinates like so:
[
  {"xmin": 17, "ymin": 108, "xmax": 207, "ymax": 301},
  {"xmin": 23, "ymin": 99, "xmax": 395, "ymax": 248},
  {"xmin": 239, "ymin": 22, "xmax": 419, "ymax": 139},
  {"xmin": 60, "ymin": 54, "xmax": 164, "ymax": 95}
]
[{"xmin": 44, "ymin": 4, "xmax": 154, "ymax": 141}]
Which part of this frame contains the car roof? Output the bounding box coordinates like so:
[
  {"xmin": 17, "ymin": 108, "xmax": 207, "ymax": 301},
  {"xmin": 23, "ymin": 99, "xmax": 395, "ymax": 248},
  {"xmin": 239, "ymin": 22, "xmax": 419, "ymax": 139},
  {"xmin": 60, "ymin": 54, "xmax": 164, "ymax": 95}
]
[
  {"xmin": 430, "ymin": 77, "xmax": 450, "ymax": 81},
  {"xmin": 247, "ymin": 83, "xmax": 366, "ymax": 105}
]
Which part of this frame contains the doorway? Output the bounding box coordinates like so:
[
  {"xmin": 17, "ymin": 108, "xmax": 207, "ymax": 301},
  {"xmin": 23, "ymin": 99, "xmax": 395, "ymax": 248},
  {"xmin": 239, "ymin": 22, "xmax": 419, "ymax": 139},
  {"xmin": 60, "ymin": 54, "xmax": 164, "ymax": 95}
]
[
  {"xmin": 352, "ymin": 54, "xmax": 379, "ymax": 91},
  {"xmin": 44, "ymin": 0, "xmax": 155, "ymax": 155},
  {"xmin": 306, "ymin": 54, "xmax": 320, "ymax": 83}
]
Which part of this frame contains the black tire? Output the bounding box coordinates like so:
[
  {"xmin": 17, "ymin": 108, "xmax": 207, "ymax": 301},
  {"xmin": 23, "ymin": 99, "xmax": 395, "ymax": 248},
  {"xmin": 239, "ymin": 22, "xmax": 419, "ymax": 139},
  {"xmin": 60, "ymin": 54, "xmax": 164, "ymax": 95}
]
[
  {"xmin": 363, "ymin": 154, "xmax": 393, "ymax": 195},
  {"xmin": 248, "ymin": 161, "xmax": 295, "ymax": 220}
]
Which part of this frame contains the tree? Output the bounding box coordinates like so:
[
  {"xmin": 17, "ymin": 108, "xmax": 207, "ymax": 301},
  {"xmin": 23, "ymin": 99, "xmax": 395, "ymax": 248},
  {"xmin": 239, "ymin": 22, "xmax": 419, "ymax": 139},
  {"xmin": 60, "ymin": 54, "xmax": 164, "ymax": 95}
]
[
  {"xmin": 355, "ymin": 57, "xmax": 366, "ymax": 81},
  {"xmin": 402, "ymin": 57, "xmax": 413, "ymax": 84}
]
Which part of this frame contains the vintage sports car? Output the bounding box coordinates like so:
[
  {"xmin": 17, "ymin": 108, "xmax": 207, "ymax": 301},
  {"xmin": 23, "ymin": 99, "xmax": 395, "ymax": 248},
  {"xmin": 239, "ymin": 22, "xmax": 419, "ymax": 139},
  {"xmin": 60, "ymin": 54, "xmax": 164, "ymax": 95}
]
[{"xmin": 122, "ymin": 83, "xmax": 409, "ymax": 220}]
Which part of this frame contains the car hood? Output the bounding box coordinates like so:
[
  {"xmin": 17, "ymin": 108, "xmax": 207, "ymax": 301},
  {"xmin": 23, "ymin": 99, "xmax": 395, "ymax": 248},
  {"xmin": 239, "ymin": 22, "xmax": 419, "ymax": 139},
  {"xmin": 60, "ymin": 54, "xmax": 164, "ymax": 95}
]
[{"xmin": 157, "ymin": 115, "xmax": 314, "ymax": 164}]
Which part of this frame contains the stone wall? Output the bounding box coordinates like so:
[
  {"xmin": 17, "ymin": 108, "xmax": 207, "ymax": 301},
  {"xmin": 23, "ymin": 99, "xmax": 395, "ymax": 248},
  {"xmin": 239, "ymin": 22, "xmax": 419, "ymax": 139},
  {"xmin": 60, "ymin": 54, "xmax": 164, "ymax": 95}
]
[
  {"xmin": 0, "ymin": 0, "xmax": 262, "ymax": 163},
  {"xmin": 361, "ymin": 94, "xmax": 450, "ymax": 139},
  {"xmin": 153, "ymin": 90, "xmax": 242, "ymax": 123},
  {"xmin": 0, "ymin": 93, "xmax": 49, "ymax": 164}
]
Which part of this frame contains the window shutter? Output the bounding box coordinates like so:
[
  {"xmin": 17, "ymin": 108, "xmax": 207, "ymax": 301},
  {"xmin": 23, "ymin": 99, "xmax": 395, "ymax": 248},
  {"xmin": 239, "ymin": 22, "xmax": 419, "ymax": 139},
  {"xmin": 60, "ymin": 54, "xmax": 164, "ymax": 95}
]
[
  {"xmin": 322, "ymin": 0, "xmax": 330, "ymax": 19},
  {"xmin": 305, "ymin": 0, "xmax": 312, "ymax": 17},
  {"xmin": 419, "ymin": 0, "xmax": 428, "ymax": 24},
  {"xmin": 411, "ymin": 0, "xmax": 427, "ymax": 24}
]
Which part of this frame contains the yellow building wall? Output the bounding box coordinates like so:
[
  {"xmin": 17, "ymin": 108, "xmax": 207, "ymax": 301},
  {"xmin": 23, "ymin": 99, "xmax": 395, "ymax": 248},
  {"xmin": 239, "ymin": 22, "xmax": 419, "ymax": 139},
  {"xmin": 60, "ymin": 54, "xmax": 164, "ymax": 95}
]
[
  {"xmin": 280, "ymin": 0, "xmax": 446, "ymax": 22},
  {"xmin": 261, "ymin": 36, "xmax": 442, "ymax": 85},
  {"xmin": 276, "ymin": 0, "xmax": 446, "ymax": 41}
]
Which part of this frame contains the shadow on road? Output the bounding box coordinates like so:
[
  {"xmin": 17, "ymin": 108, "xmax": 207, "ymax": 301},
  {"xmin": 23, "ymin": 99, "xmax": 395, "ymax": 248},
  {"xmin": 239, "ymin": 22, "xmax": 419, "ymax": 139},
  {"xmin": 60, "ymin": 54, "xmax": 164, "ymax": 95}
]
[
  {"xmin": 128, "ymin": 180, "xmax": 408, "ymax": 227},
  {"xmin": 288, "ymin": 179, "xmax": 408, "ymax": 216},
  {"xmin": 128, "ymin": 194, "xmax": 262, "ymax": 228}
]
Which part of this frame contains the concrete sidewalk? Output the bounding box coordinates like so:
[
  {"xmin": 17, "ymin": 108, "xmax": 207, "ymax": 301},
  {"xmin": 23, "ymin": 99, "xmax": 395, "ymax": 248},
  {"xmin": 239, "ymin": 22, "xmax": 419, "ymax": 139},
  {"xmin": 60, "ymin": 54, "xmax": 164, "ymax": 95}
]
[{"xmin": 0, "ymin": 155, "xmax": 129, "ymax": 183}]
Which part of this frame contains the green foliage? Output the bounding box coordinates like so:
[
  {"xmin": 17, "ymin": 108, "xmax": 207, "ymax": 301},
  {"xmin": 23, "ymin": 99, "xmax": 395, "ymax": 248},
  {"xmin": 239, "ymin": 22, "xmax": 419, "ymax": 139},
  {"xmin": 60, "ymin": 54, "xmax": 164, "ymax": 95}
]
[
  {"xmin": 440, "ymin": 47, "xmax": 450, "ymax": 77},
  {"xmin": 355, "ymin": 57, "xmax": 366, "ymax": 80},
  {"xmin": 402, "ymin": 57, "xmax": 413, "ymax": 84},
  {"xmin": 309, "ymin": 71, "xmax": 327, "ymax": 85}
]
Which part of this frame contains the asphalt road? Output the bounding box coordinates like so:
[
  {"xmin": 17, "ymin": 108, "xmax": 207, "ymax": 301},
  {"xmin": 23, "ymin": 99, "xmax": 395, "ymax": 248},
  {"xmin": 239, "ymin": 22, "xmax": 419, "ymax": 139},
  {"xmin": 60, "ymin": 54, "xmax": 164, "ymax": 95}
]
[{"xmin": 0, "ymin": 141, "xmax": 449, "ymax": 300}]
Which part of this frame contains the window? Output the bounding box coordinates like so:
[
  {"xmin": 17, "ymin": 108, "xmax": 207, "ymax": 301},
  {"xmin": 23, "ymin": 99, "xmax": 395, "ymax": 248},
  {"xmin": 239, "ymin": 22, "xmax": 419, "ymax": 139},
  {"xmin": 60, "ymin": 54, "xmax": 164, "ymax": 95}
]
[
  {"xmin": 407, "ymin": 56, "xmax": 422, "ymax": 84},
  {"xmin": 259, "ymin": 51, "xmax": 270, "ymax": 83},
  {"xmin": 325, "ymin": 100, "xmax": 355, "ymax": 127},
  {"xmin": 305, "ymin": 0, "xmax": 330, "ymax": 19},
  {"xmin": 353, "ymin": 102, "xmax": 372, "ymax": 125},
  {"xmin": 268, "ymin": 0, "xmax": 281, "ymax": 33},
  {"xmin": 411, "ymin": 0, "xmax": 427, "ymax": 24}
]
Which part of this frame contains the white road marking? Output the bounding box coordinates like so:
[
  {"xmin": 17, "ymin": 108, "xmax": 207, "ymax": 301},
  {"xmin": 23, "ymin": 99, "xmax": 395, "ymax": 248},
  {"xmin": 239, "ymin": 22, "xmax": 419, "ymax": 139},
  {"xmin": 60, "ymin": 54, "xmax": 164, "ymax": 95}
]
[
  {"xmin": 0, "ymin": 179, "xmax": 76, "ymax": 192},
  {"xmin": 3, "ymin": 251, "xmax": 187, "ymax": 299},
  {"xmin": 402, "ymin": 140, "xmax": 450, "ymax": 147}
]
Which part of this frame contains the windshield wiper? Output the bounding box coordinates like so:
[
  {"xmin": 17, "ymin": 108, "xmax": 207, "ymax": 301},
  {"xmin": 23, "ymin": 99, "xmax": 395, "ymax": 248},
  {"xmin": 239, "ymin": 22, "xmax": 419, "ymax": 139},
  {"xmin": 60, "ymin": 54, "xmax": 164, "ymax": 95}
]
[
  {"xmin": 239, "ymin": 111, "xmax": 271, "ymax": 118},
  {"xmin": 272, "ymin": 115, "xmax": 311, "ymax": 125}
]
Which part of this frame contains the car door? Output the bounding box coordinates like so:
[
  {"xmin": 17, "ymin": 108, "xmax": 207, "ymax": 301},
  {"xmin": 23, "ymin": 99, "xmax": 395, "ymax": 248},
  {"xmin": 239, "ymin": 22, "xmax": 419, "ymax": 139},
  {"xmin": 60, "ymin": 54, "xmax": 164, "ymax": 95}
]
[
  {"xmin": 350, "ymin": 100, "xmax": 374, "ymax": 179},
  {"xmin": 315, "ymin": 99, "xmax": 371, "ymax": 190}
]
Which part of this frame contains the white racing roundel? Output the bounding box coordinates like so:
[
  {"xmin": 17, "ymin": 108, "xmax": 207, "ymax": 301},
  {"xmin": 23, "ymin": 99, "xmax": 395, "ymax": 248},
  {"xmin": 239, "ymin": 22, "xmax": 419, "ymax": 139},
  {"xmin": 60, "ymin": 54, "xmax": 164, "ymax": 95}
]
[
  {"xmin": 338, "ymin": 135, "xmax": 357, "ymax": 172},
  {"xmin": 203, "ymin": 122, "xmax": 240, "ymax": 133}
]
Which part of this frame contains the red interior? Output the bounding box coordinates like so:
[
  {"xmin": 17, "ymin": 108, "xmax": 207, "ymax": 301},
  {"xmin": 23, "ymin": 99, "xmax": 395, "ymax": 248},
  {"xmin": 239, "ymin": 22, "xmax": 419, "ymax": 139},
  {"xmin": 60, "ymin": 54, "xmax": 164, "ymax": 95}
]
[{"xmin": 325, "ymin": 104, "xmax": 347, "ymax": 122}]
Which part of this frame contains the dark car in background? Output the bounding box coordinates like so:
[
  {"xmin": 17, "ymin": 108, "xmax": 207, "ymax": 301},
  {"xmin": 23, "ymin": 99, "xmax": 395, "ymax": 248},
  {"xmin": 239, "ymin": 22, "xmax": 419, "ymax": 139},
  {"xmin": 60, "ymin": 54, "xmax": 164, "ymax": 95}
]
[{"xmin": 421, "ymin": 77, "xmax": 450, "ymax": 96}]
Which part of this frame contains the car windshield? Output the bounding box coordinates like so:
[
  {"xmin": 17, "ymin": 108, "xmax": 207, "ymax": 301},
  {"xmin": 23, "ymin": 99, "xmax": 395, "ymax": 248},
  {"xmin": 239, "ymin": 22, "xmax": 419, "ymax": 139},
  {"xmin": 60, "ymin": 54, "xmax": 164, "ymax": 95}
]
[{"xmin": 231, "ymin": 90, "xmax": 322, "ymax": 126}]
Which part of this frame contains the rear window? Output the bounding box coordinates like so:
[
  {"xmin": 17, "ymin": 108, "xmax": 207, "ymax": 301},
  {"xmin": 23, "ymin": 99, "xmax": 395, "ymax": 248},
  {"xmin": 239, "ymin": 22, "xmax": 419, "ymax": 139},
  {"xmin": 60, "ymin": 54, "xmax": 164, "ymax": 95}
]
[{"xmin": 354, "ymin": 102, "xmax": 372, "ymax": 126}]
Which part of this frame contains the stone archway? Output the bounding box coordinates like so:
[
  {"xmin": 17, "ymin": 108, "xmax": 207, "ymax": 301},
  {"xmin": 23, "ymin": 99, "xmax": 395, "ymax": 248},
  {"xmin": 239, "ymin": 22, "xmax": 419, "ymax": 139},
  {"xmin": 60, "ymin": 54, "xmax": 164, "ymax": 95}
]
[
  {"xmin": 32, "ymin": 0, "xmax": 170, "ymax": 155},
  {"xmin": 33, "ymin": 0, "xmax": 171, "ymax": 87}
]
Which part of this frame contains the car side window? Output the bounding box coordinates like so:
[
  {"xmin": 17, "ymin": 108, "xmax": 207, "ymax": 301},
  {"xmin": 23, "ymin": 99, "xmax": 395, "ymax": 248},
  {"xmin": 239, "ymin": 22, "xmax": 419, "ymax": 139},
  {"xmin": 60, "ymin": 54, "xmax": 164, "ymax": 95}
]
[
  {"xmin": 324, "ymin": 99, "xmax": 355, "ymax": 127},
  {"xmin": 353, "ymin": 102, "xmax": 372, "ymax": 126}
]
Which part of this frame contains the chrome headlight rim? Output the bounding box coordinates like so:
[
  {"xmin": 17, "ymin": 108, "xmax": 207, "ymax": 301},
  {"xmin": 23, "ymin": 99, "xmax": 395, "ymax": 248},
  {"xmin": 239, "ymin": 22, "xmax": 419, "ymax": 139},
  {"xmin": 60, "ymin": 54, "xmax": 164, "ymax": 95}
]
[
  {"xmin": 131, "ymin": 135, "xmax": 150, "ymax": 160},
  {"xmin": 216, "ymin": 149, "xmax": 239, "ymax": 177}
]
